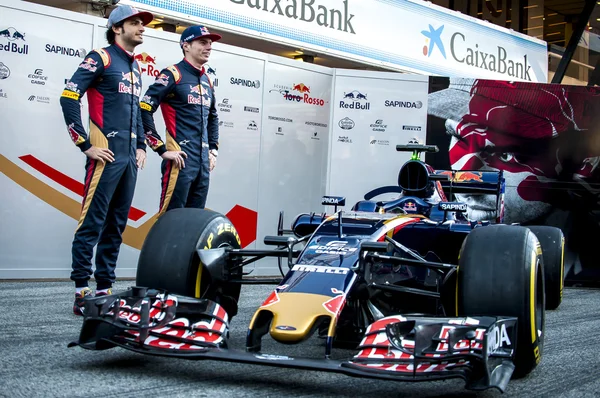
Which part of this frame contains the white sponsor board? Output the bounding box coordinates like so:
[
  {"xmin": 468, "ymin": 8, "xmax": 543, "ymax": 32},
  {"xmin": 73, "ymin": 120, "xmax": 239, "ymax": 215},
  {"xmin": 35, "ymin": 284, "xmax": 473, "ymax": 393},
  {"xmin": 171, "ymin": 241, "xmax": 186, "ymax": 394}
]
[
  {"xmin": 0, "ymin": 4, "xmax": 95, "ymax": 278},
  {"xmin": 121, "ymin": 0, "xmax": 548, "ymax": 82},
  {"xmin": 0, "ymin": 0, "xmax": 442, "ymax": 279},
  {"xmin": 256, "ymin": 57, "xmax": 333, "ymax": 259},
  {"xmin": 328, "ymin": 69, "xmax": 429, "ymax": 208}
]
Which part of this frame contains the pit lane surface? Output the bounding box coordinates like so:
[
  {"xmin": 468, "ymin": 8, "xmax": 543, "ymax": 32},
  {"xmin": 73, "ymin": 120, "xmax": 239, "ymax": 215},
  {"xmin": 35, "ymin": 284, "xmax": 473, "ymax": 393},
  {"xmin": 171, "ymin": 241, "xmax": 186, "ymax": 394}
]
[{"xmin": 0, "ymin": 282, "xmax": 598, "ymax": 398}]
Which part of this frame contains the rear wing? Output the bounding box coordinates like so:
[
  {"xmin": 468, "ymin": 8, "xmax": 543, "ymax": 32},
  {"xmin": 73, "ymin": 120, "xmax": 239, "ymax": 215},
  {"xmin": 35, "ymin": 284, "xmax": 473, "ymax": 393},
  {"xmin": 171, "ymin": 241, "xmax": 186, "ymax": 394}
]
[{"xmin": 433, "ymin": 170, "xmax": 506, "ymax": 223}]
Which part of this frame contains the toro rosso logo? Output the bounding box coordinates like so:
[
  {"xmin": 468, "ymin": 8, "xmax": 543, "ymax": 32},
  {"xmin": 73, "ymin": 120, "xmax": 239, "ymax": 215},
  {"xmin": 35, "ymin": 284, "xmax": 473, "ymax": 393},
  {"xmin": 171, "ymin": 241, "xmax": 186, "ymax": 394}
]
[
  {"xmin": 269, "ymin": 83, "xmax": 325, "ymax": 106},
  {"xmin": 134, "ymin": 52, "xmax": 161, "ymax": 77}
]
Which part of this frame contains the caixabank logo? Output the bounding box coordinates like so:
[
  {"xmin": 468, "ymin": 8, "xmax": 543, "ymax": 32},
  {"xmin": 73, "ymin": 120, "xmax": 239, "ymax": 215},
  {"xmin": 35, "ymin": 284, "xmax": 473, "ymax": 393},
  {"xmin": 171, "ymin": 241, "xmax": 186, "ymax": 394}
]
[
  {"xmin": 269, "ymin": 83, "xmax": 326, "ymax": 106},
  {"xmin": 421, "ymin": 23, "xmax": 534, "ymax": 81}
]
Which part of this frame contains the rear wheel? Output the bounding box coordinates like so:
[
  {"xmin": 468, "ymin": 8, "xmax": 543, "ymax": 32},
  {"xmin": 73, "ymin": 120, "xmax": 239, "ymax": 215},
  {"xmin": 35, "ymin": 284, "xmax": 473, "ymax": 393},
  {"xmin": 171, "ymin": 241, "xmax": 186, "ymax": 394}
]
[
  {"xmin": 457, "ymin": 225, "xmax": 545, "ymax": 378},
  {"xmin": 527, "ymin": 226, "xmax": 565, "ymax": 310},
  {"xmin": 136, "ymin": 208, "xmax": 242, "ymax": 318}
]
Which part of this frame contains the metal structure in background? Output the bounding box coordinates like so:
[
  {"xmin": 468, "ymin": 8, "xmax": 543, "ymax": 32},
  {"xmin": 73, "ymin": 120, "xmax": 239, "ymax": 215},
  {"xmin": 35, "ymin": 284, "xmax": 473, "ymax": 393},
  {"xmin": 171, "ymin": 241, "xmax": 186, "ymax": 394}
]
[{"xmin": 551, "ymin": 0, "xmax": 598, "ymax": 84}]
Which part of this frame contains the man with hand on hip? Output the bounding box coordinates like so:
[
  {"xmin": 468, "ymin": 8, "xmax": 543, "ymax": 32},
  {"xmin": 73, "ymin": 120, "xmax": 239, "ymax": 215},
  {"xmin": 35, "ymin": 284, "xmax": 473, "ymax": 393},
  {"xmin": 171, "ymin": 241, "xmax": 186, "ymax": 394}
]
[
  {"xmin": 59, "ymin": 4, "xmax": 153, "ymax": 315},
  {"xmin": 140, "ymin": 25, "xmax": 220, "ymax": 215}
]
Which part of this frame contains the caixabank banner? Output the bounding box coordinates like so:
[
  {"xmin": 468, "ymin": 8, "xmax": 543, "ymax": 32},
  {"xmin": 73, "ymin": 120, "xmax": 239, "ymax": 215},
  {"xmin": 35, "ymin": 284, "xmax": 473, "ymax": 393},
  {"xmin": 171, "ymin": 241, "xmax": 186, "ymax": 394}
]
[{"xmin": 425, "ymin": 77, "xmax": 600, "ymax": 287}]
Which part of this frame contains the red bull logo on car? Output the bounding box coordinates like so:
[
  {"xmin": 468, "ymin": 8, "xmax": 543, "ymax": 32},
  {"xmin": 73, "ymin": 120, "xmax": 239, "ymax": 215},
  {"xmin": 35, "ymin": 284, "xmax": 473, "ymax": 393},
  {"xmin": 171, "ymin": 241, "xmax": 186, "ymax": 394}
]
[
  {"xmin": 134, "ymin": 52, "xmax": 161, "ymax": 77},
  {"xmin": 323, "ymin": 288, "xmax": 346, "ymax": 318},
  {"xmin": 268, "ymin": 83, "xmax": 325, "ymax": 106},
  {"xmin": 0, "ymin": 27, "xmax": 28, "ymax": 55},
  {"xmin": 439, "ymin": 171, "xmax": 483, "ymax": 182}
]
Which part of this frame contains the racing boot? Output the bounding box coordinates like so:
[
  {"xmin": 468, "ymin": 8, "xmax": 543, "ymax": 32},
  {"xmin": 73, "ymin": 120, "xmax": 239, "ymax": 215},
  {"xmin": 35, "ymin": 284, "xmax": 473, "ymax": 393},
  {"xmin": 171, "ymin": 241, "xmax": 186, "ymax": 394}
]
[
  {"xmin": 95, "ymin": 288, "xmax": 113, "ymax": 297},
  {"xmin": 73, "ymin": 287, "xmax": 93, "ymax": 316}
]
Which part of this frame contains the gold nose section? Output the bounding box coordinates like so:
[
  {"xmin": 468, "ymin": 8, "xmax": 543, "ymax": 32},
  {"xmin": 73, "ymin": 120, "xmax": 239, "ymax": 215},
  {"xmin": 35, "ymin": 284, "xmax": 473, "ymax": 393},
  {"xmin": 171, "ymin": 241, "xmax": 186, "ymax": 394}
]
[{"xmin": 259, "ymin": 292, "xmax": 335, "ymax": 343}]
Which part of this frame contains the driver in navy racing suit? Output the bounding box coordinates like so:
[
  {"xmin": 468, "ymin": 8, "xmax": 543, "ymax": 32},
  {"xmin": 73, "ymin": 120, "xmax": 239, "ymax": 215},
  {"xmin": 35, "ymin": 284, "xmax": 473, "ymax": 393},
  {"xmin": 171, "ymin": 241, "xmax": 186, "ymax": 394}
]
[{"xmin": 140, "ymin": 25, "xmax": 221, "ymax": 215}]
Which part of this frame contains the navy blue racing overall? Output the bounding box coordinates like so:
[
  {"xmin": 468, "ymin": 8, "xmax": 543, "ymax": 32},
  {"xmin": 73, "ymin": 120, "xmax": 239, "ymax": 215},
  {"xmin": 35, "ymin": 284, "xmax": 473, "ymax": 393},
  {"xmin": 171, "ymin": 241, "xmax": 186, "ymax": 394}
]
[
  {"xmin": 140, "ymin": 58, "xmax": 218, "ymax": 214},
  {"xmin": 59, "ymin": 44, "xmax": 146, "ymax": 290}
]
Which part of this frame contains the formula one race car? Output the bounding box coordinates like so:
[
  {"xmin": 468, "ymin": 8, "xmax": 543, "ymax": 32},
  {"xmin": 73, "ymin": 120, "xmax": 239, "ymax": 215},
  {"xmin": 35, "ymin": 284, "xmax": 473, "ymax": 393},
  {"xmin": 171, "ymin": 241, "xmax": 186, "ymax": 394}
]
[{"xmin": 70, "ymin": 144, "xmax": 565, "ymax": 393}]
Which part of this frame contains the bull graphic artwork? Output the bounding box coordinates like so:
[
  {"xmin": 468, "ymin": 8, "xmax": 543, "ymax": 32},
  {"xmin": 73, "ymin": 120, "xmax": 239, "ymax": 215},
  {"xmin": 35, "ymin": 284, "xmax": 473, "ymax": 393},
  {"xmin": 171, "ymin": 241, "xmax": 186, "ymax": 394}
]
[{"xmin": 426, "ymin": 76, "xmax": 600, "ymax": 287}]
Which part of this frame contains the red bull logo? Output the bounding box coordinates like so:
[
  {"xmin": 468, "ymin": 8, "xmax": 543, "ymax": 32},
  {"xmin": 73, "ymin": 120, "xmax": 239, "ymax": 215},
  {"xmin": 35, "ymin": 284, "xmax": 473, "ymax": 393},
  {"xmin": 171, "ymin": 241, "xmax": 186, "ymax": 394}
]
[
  {"xmin": 1, "ymin": 27, "xmax": 29, "ymax": 55},
  {"xmin": 145, "ymin": 133, "xmax": 161, "ymax": 149},
  {"xmin": 439, "ymin": 171, "xmax": 483, "ymax": 183},
  {"xmin": 134, "ymin": 52, "xmax": 161, "ymax": 77},
  {"xmin": 322, "ymin": 288, "xmax": 346, "ymax": 318},
  {"xmin": 190, "ymin": 84, "xmax": 202, "ymax": 95},
  {"xmin": 293, "ymin": 83, "xmax": 311, "ymax": 93},
  {"xmin": 78, "ymin": 57, "xmax": 97, "ymax": 72},
  {"xmin": 403, "ymin": 201, "xmax": 417, "ymax": 212},
  {"xmin": 121, "ymin": 71, "xmax": 139, "ymax": 85}
]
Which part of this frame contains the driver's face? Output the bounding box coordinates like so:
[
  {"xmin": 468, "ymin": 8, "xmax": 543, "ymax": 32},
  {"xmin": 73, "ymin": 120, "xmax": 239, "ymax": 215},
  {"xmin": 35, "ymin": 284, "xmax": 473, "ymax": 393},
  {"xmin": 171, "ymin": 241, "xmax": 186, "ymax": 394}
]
[{"xmin": 445, "ymin": 119, "xmax": 553, "ymax": 224}]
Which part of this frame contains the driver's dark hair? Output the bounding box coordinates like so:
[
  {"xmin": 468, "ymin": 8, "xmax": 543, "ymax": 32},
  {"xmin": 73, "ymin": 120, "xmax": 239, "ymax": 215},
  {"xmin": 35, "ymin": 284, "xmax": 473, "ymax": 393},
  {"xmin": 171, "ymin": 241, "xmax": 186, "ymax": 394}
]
[{"xmin": 106, "ymin": 21, "xmax": 125, "ymax": 45}]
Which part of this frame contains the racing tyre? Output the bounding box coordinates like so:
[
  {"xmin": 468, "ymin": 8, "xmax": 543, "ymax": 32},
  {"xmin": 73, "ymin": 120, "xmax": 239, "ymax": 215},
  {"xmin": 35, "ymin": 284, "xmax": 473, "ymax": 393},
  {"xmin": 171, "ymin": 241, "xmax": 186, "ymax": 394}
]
[
  {"xmin": 136, "ymin": 208, "xmax": 242, "ymax": 318},
  {"xmin": 457, "ymin": 225, "xmax": 545, "ymax": 379},
  {"xmin": 527, "ymin": 226, "xmax": 565, "ymax": 310}
]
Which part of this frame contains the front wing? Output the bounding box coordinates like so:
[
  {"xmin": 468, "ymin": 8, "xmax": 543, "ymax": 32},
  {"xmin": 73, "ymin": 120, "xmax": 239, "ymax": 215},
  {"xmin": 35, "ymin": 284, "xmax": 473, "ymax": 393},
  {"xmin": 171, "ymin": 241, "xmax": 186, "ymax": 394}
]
[{"xmin": 69, "ymin": 288, "xmax": 518, "ymax": 393}]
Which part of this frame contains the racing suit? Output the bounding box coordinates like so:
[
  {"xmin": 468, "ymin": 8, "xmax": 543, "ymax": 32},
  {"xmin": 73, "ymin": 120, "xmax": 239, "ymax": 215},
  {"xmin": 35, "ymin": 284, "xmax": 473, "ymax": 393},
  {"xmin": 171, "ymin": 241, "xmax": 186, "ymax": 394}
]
[
  {"xmin": 59, "ymin": 44, "xmax": 146, "ymax": 290},
  {"xmin": 140, "ymin": 58, "xmax": 218, "ymax": 214}
]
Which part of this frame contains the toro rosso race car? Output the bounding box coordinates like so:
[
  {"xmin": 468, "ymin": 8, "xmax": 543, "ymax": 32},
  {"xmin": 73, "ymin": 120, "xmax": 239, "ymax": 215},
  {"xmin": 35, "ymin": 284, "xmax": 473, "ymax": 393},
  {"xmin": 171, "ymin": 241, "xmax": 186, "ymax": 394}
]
[{"xmin": 70, "ymin": 144, "xmax": 565, "ymax": 393}]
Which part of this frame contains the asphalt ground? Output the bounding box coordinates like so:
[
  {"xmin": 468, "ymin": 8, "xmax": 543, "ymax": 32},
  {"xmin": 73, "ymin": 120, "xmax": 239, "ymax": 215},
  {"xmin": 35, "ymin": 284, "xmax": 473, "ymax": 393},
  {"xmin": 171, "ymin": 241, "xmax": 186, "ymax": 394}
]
[{"xmin": 0, "ymin": 281, "xmax": 598, "ymax": 398}]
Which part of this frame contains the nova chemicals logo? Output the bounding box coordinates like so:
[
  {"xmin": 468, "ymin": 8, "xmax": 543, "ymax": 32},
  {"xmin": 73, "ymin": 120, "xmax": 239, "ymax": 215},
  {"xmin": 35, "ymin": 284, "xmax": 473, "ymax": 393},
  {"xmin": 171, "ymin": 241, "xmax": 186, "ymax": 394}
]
[{"xmin": 421, "ymin": 24, "xmax": 446, "ymax": 58}]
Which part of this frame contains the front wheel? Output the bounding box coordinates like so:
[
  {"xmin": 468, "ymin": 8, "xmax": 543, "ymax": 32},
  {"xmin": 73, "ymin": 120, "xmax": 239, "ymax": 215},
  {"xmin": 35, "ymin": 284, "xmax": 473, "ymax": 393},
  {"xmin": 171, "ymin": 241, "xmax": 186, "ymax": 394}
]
[
  {"xmin": 136, "ymin": 208, "xmax": 242, "ymax": 318},
  {"xmin": 457, "ymin": 225, "xmax": 545, "ymax": 378}
]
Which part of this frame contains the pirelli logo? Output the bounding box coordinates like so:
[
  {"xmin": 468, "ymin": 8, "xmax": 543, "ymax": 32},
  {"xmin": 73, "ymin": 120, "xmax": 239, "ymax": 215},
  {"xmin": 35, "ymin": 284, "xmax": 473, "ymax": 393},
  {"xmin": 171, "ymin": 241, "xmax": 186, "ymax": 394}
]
[
  {"xmin": 140, "ymin": 102, "xmax": 152, "ymax": 111},
  {"xmin": 292, "ymin": 264, "xmax": 349, "ymax": 275},
  {"xmin": 61, "ymin": 90, "xmax": 80, "ymax": 100}
]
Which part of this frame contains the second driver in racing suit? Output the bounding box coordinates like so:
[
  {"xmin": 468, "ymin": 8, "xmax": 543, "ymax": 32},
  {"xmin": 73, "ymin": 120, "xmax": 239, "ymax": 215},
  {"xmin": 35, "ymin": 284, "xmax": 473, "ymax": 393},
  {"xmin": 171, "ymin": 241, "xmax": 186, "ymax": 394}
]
[{"xmin": 140, "ymin": 25, "xmax": 221, "ymax": 215}]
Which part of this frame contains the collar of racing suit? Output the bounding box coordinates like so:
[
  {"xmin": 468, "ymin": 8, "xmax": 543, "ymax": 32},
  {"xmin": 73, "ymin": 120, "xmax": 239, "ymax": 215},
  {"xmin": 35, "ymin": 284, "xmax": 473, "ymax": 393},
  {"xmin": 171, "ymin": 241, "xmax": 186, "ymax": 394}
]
[
  {"xmin": 182, "ymin": 58, "xmax": 206, "ymax": 77},
  {"xmin": 112, "ymin": 43, "xmax": 136, "ymax": 63}
]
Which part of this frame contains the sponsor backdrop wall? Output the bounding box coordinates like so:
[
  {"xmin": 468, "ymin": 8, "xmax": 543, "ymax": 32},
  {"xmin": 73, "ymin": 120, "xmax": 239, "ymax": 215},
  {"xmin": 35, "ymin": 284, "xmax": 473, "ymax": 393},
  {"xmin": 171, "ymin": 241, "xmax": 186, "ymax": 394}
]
[
  {"xmin": 328, "ymin": 69, "xmax": 429, "ymax": 207},
  {"xmin": 4, "ymin": 0, "xmax": 596, "ymax": 287},
  {"xmin": 0, "ymin": 0, "xmax": 422, "ymax": 278}
]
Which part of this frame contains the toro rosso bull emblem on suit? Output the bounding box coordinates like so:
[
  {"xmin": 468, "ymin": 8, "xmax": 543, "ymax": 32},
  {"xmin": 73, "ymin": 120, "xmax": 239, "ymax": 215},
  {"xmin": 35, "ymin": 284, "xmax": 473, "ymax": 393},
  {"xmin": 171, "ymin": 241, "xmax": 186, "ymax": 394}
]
[{"xmin": 70, "ymin": 141, "xmax": 565, "ymax": 393}]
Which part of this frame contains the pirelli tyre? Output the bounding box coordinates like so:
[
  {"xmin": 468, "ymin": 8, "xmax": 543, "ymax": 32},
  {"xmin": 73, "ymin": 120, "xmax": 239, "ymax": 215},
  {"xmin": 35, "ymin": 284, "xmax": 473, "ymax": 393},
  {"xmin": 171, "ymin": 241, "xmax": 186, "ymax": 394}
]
[
  {"xmin": 527, "ymin": 226, "xmax": 565, "ymax": 310},
  {"xmin": 136, "ymin": 208, "xmax": 242, "ymax": 318},
  {"xmin": 457, "ymin": 225, "xmax": 545, "ymax": 379}
]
